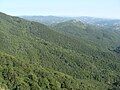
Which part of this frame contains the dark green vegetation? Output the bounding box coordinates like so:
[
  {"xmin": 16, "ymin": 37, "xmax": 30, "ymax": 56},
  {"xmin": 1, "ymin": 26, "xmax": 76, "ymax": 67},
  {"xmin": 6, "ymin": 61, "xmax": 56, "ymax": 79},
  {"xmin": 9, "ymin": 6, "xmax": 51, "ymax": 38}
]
[{"xmin": 0, "ymin": 12, "xmax": 120, "ymax": 90}]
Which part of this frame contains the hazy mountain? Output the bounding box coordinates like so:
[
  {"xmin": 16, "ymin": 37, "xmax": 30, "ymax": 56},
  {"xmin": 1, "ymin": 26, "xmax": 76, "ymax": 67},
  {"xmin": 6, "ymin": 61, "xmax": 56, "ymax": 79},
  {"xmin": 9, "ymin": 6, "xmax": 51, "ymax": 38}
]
[
  {"xmin": 78, "ymin": 17, "xmax": 120, "ymax": 31},
  {"xmin": 79, "ymin": 17, "xmax": 120, "ymax": 25},
  {"xmin": 0, "ymin": 12, "xmax": 120, "ymax": 90},
  {"xmin": 21, "ymin": 16, "xmax": 120, "ymax": 31},
  {"xmin": 20, "ymin": 16, "xmax": 72, "ymax": 25},
  {"xmin": 52, "ymin": 19, "xmax": 120, "ymax": 50}
]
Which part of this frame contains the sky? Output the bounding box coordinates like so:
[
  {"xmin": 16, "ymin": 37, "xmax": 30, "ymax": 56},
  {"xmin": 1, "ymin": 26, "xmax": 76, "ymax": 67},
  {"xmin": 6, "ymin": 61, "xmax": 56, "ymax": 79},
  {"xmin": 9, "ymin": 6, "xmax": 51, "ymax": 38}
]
[{"xmin": 0, "ymin": 0, "xmax": 120, "ymax": 19}]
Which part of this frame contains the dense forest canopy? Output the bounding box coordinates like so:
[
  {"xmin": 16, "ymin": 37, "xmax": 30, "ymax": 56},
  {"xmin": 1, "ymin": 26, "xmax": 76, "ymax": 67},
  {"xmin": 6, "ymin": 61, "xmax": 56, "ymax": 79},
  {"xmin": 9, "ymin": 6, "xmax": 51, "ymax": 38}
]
[{"xmin": 0, "ymin": 12, "xmax": 120, "ymax": 90}]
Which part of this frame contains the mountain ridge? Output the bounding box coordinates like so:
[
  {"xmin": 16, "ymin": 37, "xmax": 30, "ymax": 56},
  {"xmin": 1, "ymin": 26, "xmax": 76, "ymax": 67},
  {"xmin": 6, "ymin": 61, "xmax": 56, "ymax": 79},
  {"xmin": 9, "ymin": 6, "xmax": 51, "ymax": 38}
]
[{"xmin": 0, "ymin": 12, "xmax": 120, "ymax": 90}]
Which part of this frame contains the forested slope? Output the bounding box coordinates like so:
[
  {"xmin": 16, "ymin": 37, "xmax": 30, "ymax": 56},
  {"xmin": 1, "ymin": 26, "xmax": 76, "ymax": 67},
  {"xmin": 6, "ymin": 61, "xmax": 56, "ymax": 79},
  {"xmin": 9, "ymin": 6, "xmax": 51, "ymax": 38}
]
[{"xmin": 0, "ymin": 12, "xmax": 120, "ymax": 90}]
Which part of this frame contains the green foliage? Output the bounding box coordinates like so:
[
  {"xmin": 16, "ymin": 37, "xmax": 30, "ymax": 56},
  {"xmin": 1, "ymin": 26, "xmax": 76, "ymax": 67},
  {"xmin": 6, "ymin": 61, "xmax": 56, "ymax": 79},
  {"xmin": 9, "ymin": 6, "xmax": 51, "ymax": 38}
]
[{"xmin": 0, "ymin": 12, "xmax": 120, "ymax": 90}]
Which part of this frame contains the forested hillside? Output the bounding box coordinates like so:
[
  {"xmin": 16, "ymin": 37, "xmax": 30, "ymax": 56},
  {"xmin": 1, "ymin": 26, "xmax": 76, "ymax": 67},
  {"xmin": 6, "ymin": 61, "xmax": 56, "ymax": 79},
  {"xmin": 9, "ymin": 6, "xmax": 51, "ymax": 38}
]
[
  {"xmin": 0, "ymin": 12, "xmax": 120, "ymax": 90},
  {"xmin": 52, "ymin": 20, "xmax": 120, "ymax": 51}
]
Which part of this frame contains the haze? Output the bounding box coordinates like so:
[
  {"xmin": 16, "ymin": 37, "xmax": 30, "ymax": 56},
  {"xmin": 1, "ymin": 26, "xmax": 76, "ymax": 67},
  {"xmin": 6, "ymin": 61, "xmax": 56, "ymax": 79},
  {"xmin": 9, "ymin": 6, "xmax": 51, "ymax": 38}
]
[{"xmin": 0, "ymin": 0, "xmax": 120, "ymax": 19}]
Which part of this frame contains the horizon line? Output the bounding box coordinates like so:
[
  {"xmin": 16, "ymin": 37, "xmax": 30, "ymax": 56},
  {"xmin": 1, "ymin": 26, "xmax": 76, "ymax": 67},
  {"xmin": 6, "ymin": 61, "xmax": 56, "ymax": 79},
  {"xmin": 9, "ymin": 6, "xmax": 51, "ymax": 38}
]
[{"xmin": 1, "ymin": 12, "xmax": 120, "ymax": 20}]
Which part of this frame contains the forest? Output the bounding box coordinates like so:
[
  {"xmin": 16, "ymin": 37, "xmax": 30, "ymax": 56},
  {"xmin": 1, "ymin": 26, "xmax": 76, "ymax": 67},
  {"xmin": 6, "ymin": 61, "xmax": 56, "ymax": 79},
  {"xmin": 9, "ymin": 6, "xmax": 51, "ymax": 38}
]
[{"xmin": 0, "ymin": 12, "xmax": 120, "ymax": 90}]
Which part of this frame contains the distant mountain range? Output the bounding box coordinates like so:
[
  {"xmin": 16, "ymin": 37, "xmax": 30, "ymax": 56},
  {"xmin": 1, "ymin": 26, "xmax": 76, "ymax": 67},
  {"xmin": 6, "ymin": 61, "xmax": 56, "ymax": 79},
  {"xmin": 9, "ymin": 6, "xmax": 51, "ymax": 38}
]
[
  {"xmin": 21, "ymin": 16, "xmax": 120, "ymax": 30},
  {"xmin": 20, "ymin": 16, "xmax": 72, "ymax": 25},
  {"xmin": 0, "ymin": 12, "xmax": 120, "ymax": 90}
]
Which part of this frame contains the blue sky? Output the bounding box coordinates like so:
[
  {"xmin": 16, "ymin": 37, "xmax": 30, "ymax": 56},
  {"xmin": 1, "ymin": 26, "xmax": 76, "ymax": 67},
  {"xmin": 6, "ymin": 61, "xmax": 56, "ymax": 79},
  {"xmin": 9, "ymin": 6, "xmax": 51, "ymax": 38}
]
[{"xmin": 0, "ymin": 0, "xmax": 120, "ymax": 19}]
